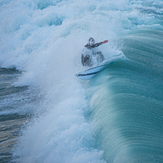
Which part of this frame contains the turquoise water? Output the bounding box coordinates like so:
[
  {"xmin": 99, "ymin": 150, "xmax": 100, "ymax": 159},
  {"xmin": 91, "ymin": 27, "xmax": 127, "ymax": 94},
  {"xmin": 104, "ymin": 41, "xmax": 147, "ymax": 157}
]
[
  {"xmin": 0, "ymin": 0, "xmax": 163, "ymax": 162},
  {"xmin": 88, "ymin": 29, "xmax": 163, "ymax": 162}
]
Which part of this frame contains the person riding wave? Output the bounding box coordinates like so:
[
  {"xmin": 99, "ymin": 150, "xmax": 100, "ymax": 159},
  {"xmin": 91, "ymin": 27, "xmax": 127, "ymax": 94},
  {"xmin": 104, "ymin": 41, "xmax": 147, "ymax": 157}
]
[{"xmin": 81, "ymin": 37, "xmax": 108, "ymax": 67}]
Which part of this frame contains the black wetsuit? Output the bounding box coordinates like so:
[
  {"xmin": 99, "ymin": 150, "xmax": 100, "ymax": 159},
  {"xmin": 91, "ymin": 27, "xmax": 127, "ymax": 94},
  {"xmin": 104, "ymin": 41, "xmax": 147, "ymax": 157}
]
[{"xmin": 81, "ymin": 42, "xmax": 104, "ymax": 67}]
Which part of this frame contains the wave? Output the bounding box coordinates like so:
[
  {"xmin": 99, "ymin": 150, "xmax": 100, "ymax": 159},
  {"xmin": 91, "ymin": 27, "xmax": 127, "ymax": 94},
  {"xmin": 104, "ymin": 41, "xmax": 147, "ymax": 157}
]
[{"xmin": 0, "ymin": 0, "xmax": 163, "ymax": 162}]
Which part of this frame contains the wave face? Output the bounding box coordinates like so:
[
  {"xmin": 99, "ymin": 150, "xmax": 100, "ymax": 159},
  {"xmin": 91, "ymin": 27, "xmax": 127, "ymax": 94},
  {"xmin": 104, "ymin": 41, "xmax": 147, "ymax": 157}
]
[{"xmin": 0, "ymin": 0, "xmax": 163, "ymax": 162}]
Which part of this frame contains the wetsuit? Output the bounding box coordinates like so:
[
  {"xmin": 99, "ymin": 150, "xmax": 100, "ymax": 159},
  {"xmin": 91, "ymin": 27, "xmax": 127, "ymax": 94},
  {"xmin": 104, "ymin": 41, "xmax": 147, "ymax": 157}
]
[{"xmin": 81, "ymin": 42, "xmax": 104, "ymax": 66}]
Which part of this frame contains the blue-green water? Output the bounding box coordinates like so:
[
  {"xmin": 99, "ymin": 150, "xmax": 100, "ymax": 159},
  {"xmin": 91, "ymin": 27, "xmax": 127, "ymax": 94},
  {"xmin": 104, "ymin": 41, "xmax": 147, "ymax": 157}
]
[
  {"xmin": 88, "ymin": 29, "xmax": 163, "ymax": 162},
  {"xmin": 0, "ymin": 0, "xmax": 163, "ymax": 162}
]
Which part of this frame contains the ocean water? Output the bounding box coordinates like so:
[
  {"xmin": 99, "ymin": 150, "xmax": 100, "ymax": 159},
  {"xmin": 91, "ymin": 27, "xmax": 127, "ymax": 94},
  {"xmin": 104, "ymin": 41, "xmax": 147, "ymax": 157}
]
[{"xmin": 0, "ymin": 0, "xmax": 163, "ymax": 162}]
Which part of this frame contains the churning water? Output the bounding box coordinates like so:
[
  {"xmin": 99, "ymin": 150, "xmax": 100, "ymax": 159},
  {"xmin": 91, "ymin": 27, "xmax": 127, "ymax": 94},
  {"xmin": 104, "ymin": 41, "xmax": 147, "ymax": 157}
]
[{"xmin": 0, "ymin": 0, "xmax": 163, "ymax": 162}]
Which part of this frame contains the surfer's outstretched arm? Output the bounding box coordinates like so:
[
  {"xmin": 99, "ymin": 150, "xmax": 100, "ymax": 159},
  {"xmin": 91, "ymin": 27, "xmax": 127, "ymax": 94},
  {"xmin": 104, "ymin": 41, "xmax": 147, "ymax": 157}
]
[{"xmin": 85, "ymin": 40, "xmax": 108, "ymax": 49}]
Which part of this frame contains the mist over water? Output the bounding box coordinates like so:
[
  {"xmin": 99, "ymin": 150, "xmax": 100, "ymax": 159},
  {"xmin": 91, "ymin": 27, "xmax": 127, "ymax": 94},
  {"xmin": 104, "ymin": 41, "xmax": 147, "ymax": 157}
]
[{"xmin": 0, "ymin": 0, "xmax": 163, "ymax": 162}]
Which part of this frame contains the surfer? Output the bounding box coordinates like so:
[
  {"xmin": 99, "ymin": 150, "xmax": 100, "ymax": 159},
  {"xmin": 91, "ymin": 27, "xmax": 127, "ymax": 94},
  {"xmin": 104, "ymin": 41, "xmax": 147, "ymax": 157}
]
[{"xmin": 81, "ymin": 37, "xmax": 108, "ymax": 67}]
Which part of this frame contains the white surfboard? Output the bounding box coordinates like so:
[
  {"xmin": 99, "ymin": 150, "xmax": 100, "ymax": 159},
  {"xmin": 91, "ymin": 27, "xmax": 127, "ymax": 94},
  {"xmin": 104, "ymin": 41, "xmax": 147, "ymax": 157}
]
[{"xmin": 76, "ymin": 61, "xmax": 112, "ymax": 80}]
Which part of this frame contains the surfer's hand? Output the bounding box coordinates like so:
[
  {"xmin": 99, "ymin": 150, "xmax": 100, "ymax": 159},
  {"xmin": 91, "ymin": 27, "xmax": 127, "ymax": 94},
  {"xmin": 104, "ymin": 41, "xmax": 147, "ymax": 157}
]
[{"xmin": 102, "ymin": 40, "xmax": 108, "ymax": 44}]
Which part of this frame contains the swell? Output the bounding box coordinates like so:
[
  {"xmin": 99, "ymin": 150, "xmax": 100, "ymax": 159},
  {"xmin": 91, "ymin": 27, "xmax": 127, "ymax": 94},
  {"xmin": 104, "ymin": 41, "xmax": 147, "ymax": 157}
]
[{"xmin": 88, "ymin": 28, "xmax": 163, "ymax": 162}]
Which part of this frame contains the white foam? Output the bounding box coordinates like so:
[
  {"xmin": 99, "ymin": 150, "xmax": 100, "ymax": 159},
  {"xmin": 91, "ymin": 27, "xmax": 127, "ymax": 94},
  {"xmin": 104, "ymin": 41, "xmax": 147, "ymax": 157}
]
[{"xmin": 0, "ymin": 0, "xmax": 161, "ymax": 162}]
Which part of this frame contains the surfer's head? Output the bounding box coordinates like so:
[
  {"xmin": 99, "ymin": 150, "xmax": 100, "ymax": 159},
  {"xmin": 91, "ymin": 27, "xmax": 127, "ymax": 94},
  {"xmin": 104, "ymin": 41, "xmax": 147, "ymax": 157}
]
[{"xmin": 88, "ymin": 37, "xmax": 95, "ymax": 46}]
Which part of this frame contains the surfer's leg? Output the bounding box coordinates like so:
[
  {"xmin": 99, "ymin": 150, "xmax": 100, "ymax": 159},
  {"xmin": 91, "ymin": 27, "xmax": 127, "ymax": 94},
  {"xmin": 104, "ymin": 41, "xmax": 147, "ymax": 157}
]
[
  {"xmin": 81, "ymin": 55, "xmax": 92, "ymax": 66},
  {"xmin": 96, "ymin": 51, "xmax": 105, "ymax": 63},
  {"xmin": 81, "ymin": 54, "xmax": 85, "ymax": 66},
  {"xmin": 85, "ymin": 55, "xmax": 92, "ymax": 67}
]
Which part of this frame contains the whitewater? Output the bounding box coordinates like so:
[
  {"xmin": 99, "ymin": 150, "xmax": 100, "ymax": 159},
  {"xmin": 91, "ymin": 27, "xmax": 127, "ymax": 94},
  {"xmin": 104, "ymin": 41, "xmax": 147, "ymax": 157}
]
[{"xmin": 0, "ymin": 0, "xmax": 163, "ymax": 162}]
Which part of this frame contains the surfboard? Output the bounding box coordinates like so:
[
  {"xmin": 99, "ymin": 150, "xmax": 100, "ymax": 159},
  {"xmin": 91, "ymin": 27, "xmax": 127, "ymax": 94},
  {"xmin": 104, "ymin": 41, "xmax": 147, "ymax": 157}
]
[{"xmin": 76, "ymin": 61, "xmax": 112, "ymax": 80}]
